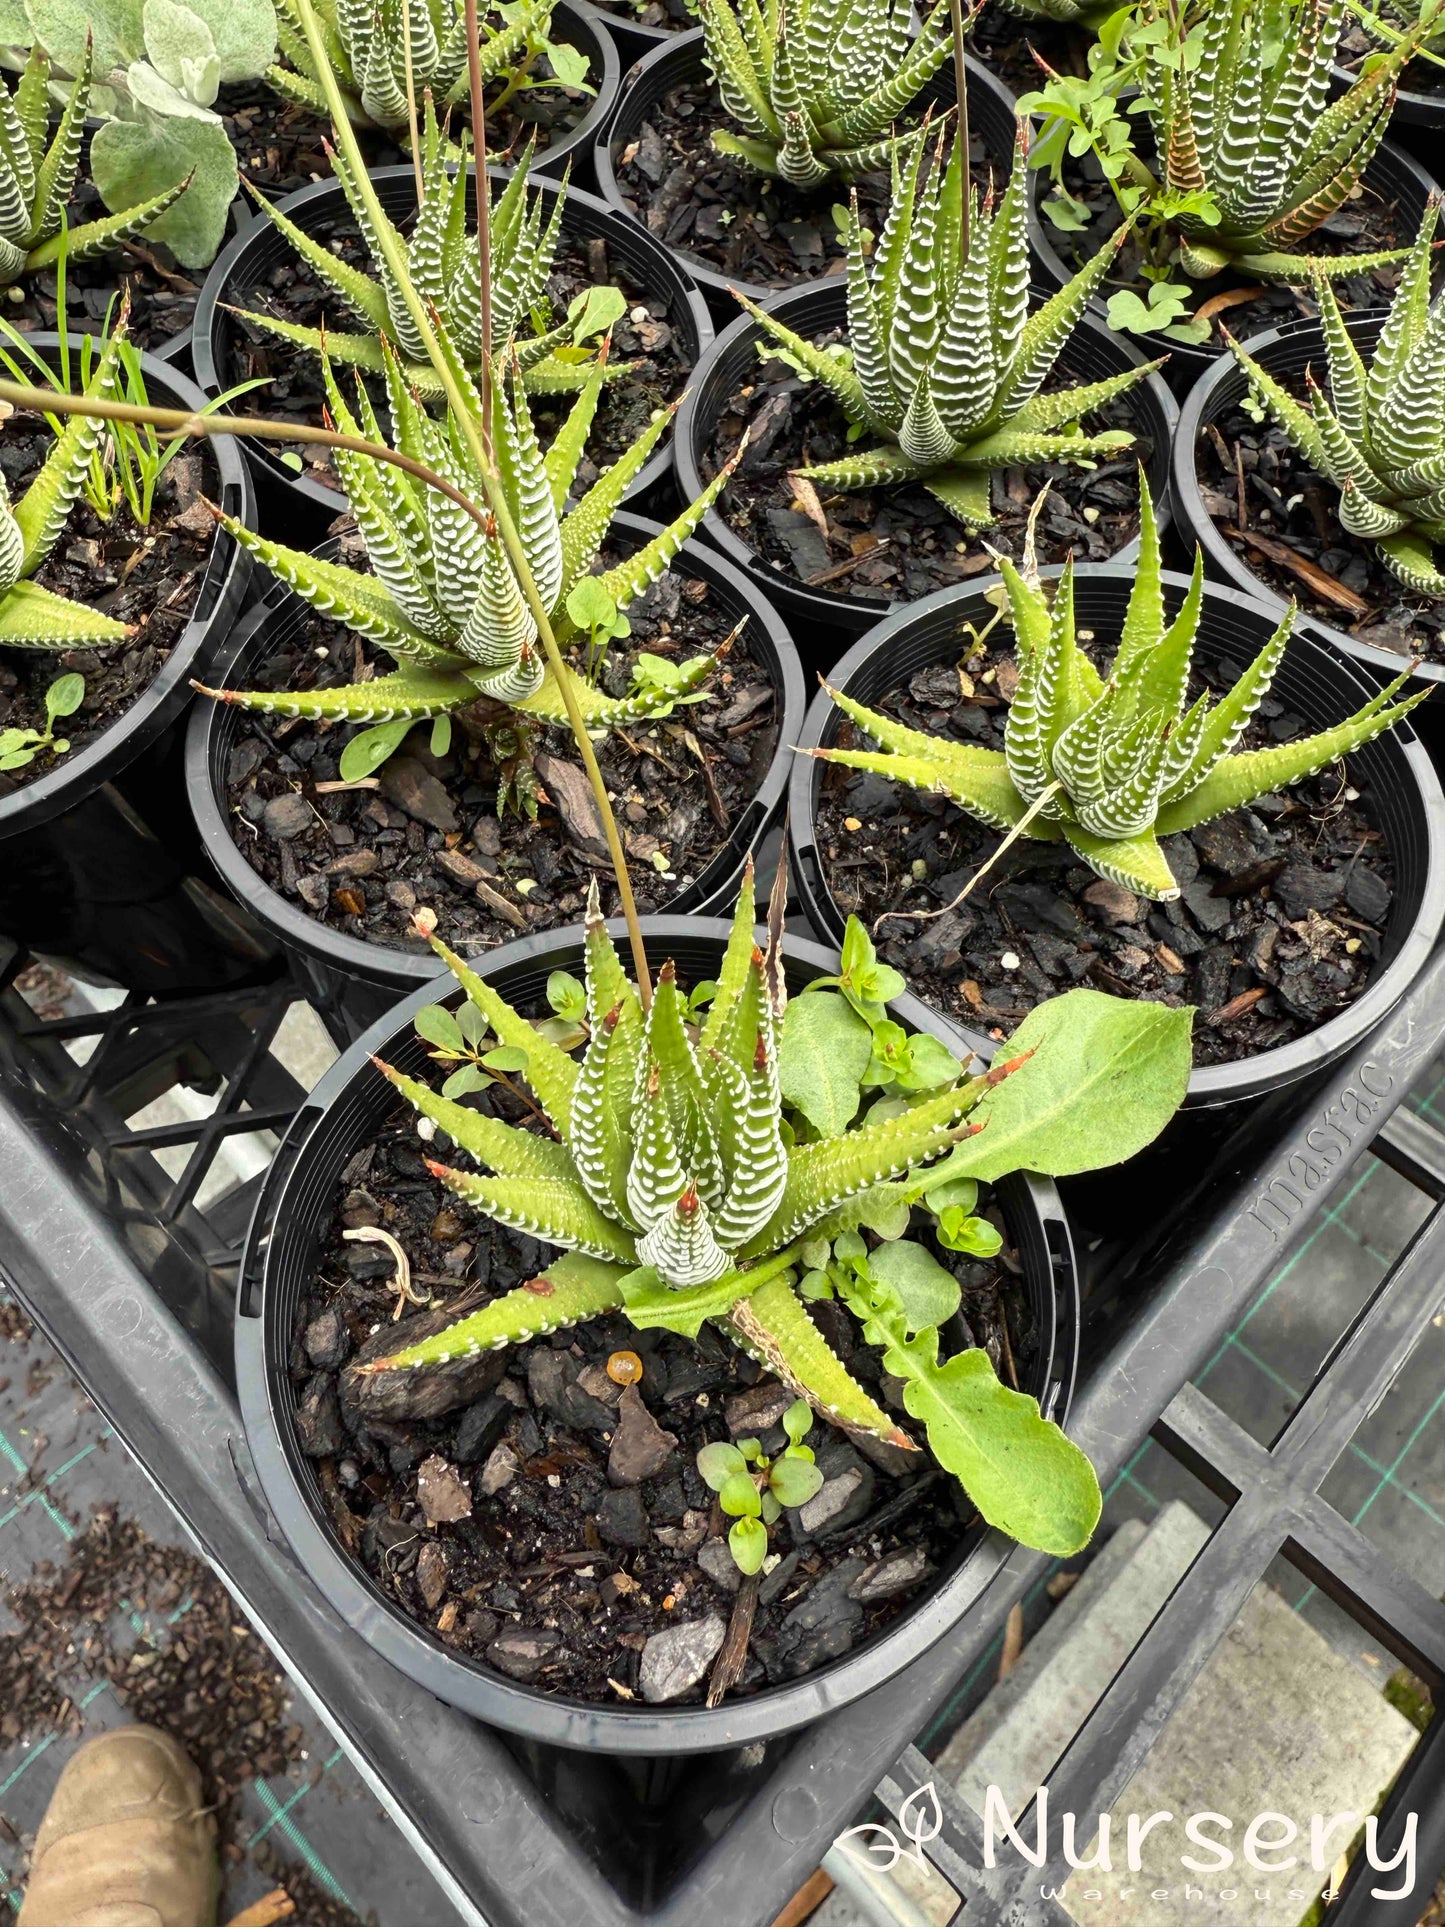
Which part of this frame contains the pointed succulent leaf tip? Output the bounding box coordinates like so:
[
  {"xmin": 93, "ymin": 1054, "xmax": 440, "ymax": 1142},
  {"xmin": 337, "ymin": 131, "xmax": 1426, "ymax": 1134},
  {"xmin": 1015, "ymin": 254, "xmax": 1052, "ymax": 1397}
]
[
  {"xmin": 811, "ymin": 473, "xmax": 1423, "ymax": 900},
  {"xmin": 747, "ymin": 116, "xmax": 1153, "ymax": 499},
  {"xmin": 1229, "ymin": 199, "xmax": 1445, "ymax": 598},
  {"xmin": 1135, "ymin": 0, "xmax": 1417, "ymax": 282}
]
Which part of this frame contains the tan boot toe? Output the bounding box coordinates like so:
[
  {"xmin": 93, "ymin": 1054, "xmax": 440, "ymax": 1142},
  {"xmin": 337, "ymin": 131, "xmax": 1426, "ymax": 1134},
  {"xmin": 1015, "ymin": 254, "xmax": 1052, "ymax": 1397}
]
[{"xmin": 18, "ymin": 1726, "xmax": 218, "ymax": 1927}]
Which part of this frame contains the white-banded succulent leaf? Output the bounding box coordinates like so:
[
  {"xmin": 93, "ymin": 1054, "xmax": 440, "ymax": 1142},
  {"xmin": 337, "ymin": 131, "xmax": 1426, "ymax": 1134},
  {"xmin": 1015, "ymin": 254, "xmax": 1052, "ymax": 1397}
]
[
  {"xmin": 811, "ymin": 475, "xmax": 1426, "ymax": 899},
  {"xmin": 1228, "ymin": 199, "xmax": 1445, "ymax": 597},
  {"xmin": 197, "ymin": 341, "xmax": 744, "ymax": 740},
  {"xmin": 0, "ymin": 323, "xmax": 134, "ymax": 652},
  {"xmin": 269, "ymin": 0, "xmax": 552, "ymax": 128},
  {"xmin": 1141, "ymin": 0, "xmax": 1417, "ymax": 281},
  {"xmin": 741, "ymin": 122, "xmax": 1160, "ymax": 526},
  {"xmin": 696, "ymin": 0, "xmax": 956, "ymax": 186}
]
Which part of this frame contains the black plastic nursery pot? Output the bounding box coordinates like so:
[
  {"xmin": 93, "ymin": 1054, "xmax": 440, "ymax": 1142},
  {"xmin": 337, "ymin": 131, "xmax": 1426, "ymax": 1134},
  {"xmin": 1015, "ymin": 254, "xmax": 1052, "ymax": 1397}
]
[
  {"xmin": 479, "ymin": 0, "xmax": 622, "ymax": 182},
  {"xmin": 1333, "ymin": 55, "xmax": 1445, "ymax": 139},
  {"xmin": 1027, "ymin": 135, "xmax": 1440, "ymax": 399},
  {"xmin": 592, "ymin": 30, "xmax": 1022, "ymax": 320},
  {"xmin": 673, "ymin": 277, "xmax": 1178, "ymax": 676},
  {"xmin": 1173, "ymin": 308, "xmax": 1445, "ymax": 713},
  {"xmin": 234, "ymin": 911, "xmax": 1079, "ymax": 1753},
  {"xmin": 193, "ymin": 166, "xmax": 709, "ymax": 539},
  {"xmin": 0, "ymin": 342, "xmax": 276, "ymax": 996},
  {"xmin": 184, "ymin": 512, "xmax": 806, "ymax": 1039},
  {"xmin": 788, "ymin": 565, "xmax": 1445, "ymax": 1109}
]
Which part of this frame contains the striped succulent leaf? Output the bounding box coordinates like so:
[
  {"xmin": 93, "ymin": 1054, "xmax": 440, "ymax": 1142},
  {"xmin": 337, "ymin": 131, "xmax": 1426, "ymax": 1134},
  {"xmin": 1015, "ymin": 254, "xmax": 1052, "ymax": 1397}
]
[
  {"xmin": 1227, "ymin": 201, "xmax": 1445, "ymax": 596},
  {"xmin": 270, "ymin": 0, "xmax": 553, "ymax": 129},
  {"xmin": 744, "ymin": 122, "xmax": 1158, "ymax": 526},
  {"xmin": 1143, "ymin": 0, "xmax": 1418, "ymax": 280},
  {"xmin": 0, "ymin": 321, "xmax": 133, "ymax": 651},
  {"xmin": 810, "ymin": 475, "xmax": 1425, "ymax": 899},
  {"xmin": 0, "ymin": 46, "xmax": 188, "ymax": 287},
  {"xmin": 200, "ymin": 340, "xmax": 730, "ymax": 743},
  {"xmin": 697, "ymin": 0, "xmax": 954, "ymax": 184}
]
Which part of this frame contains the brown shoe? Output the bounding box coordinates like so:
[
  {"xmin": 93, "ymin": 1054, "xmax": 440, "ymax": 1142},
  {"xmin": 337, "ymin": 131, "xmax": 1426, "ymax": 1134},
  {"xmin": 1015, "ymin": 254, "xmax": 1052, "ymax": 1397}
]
[{"xmin": 18, "ymin": 1725, "xmax": 218, "ymax": 1927}]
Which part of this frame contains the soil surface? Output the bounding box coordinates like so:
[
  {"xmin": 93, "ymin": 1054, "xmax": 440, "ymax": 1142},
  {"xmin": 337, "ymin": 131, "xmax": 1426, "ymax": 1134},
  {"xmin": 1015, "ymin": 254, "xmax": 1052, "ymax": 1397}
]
[
  {"xmin": 289, "ymin": 1044, "xmax": 1036, "ymax": 1707},
  {"xmin": 1193, "ymin": 370, "xmax": 1445, "ymax": 662},
  {"xmin": 1038, "ymin": 146, "xmax": 1419, "ymax": 353},
  {"xmin": 814, "ymin": 640, "xmax": 1398, "ymax": 1069},
  {"xmin": 702, "ymin": 325, "xmax": 1150, "ymax": 606},
  {"xmin": 219, "ymin": 533, "xmax": 779, "ymax": 955},
  {"xmin": 0, "ymin": 426, "xmax": 218, "ymax": 795},
  {"xmin": 0, "ymin": 1510, "xmax": 368, "ymax": 1926},
  {"xmin": 217, "ymin": 205, "xmax": 691, "ymax": 495},
  {"xmin": 612, "ymin": 74, "xmax": 1002, "ymax": 291}
]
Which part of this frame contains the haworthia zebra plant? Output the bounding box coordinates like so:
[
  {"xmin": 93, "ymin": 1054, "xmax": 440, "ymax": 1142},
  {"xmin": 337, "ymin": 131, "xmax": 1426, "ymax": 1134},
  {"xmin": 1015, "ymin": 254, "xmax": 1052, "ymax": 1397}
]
[
  {"xmin": 1227, "ymin": 201, "xmax": 1445, "ymax": 597},
  {"xmin": 235, "ymin": 107, "xmax": 623, "ymax": 393},
  {"xmin": 196, "ymin": 343, "xmax": 742, "ymax": 776},
  {"xmin": 0, "ymin": 323, "xmax": 135, "ymax": 649},
  {"xmin": 1135, "ymin": 0, "xmax": 1417, "ymax": 281},
  {"xmin": 740, "ymin": 123, "xmax": 1159, "ymax": 528},
  {"xmin": 809, "ymin": 477, "xmax": 1425, "ymax": 900},
  {"xmin": 269, "ymin": 0, "xmax": 554, "ymax": 127},
  {"xmin": 353, "ymin": 858, "xmax": 1195, "ymax": 1556},
  {"xmin": 695, "ymin": 0, "xmax": 957, "ymax": 185},
  {"xmin": 0, "ymin": 47, "xmax": 190, "ymax": 286}
]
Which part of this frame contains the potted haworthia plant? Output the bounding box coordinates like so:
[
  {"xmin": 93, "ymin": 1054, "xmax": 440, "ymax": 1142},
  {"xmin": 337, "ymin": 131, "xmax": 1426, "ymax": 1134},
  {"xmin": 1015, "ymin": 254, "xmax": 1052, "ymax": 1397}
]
[
  {"xmin": 354, "ymin": 856, "xmax": 1193, "ymax": 1570},
  {"xmin": 1224, "ymin": 202, "xmax": 1445, "ymax": 600},
  {"xmin": 18, "ymin": 0, "xmax": 279, "ymax": 268},
  {"xmin": 232, "ymin": 106, "xmax": 625, "ymax": 393},
  {"xmin": 806, "ymin": 476, "xmax": 1424, "ymax": 900},
  {"xmin": 194, "ymin": 341, "xmax": 742, "ymax": 792},
  {"xmin": 693, "ymin": 0, "xmax": 955, "ymax": 184},
  {"xmin": 737, "ymin": 121, "xmax": 1160, "ymax": 532},
  {"xmin": 1022, "ymin": 0, "xmax": 1424, "ymax": 347}
]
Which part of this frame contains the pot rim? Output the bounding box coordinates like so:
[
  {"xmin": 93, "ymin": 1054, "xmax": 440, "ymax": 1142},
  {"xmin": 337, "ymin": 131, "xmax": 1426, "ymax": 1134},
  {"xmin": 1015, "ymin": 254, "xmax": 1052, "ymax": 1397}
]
[
  {"xmin": 183, "ymin": 513, "xmax": 806, "ymax": 990},
  {"xmin": 235, "ymin": 913, "xmax": 1078, "ymax": 1753},
  {"xmin": 786, "ymin": 561, "xmax": 1445, "ymax": 1109},
  {"xmin": 0, "ymin": 339, "xmax": 254, "ymax": 839}
]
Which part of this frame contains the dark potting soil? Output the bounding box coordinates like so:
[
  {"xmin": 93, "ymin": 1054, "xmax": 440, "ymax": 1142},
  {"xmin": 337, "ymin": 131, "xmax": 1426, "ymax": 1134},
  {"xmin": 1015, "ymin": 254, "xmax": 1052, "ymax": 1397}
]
[
  {"xmin": 1194, "ymin": 374, "xmax": 1445, "ymax": 662},
  {"xmin": 612, "ymin": 77, "xmax": 1001, "ymax": 291},
  {"xmin": 0, "ymin": 429, "xmax": 218, "ymax": 794},
  {"xmin": 815, "ymin": 644, "xmax": 1397, "ymax": 1069},
  {"xmin": 290, "ymin": 1070, "xmax": 1035, "ymax": 1707},
  {"xmin": 1337, "ymin": 21, "xmax": 1445, "ymax": 106},
  {"xmin": 1042, "ymin": 150, "xmax": 1417, "ymax": 352},
  {"xmin": 220, "ymin": 535, "xmax": 779, "ymax": 953},
  {"xmin": 221, "ymin": 205, "xmax": 691, "ymax": 494},
  {"xmin": 0, "ymin": 1510, "xmax": 371, "ymax": 1924},
  {"xmin": 703, "ymin": 328, "xmax": 1147, "ymax": 604}
]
